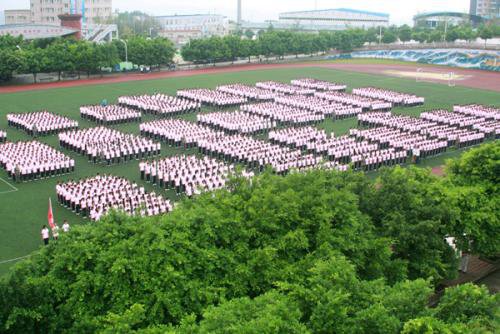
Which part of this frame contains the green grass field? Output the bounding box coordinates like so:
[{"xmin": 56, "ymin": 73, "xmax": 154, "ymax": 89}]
[{"xmin": 0, "ymin": 64, "xmax": 498, "ymax": 276}]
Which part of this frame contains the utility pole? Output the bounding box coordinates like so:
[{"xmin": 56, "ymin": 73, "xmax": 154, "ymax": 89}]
[{"xmin": 237, "ymin": 0, "xmax": 242, "ymax": 31}]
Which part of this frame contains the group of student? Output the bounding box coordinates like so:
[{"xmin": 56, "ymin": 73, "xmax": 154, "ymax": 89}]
[
  {"xmin": 291, "ymin": 78, "xmax": 347, "ymax": 92},
  {"xmin": 177, "ymin": 89, "xmax": 248, "ymax": 107},
  {"xmin": 118, "ymin": 93, "xmax": 201, "ymax": 117},
  {"xmin": 315, "ymin": 91, "xmax": 393, "ymax": 111},
  {"xmin": 269, "ymin": 127, "xmax": 329, "ymax": 150},
  {"xmin": 197, "ymin": 110, "xmax": 276, "ymax": 134},
  {"xmin": 241, "ymin": 102, "xmax": 325, "ymax": 125},
  {"xmin": 140, "ymin": 119, "xmax": 221, "ymax": 148},
  {"xmin": 421, "ymin": 110, "xmax": 484, "ymax": 128},
  {"xmin": 7, "ymin": 111, "xmax": 79, "ymax": 136},
  {"xmin": 0, "ymin": 141, "xmax": 75, "ymax": 182},
  {"xmin": 59, "ymin": 127, "xmax": 161, "ymax": 165},
  {"xmin": 453, "ymin": 104, "xmax": 500, "ymax": 121},
  {"xmin": 357, "ymin": 111, "xmax": 488, "ymax": 150},
  {"xmin": 454, "ymin": 104, "xmax": 500, "ymax": 138},
  {"xmin": 350, "ymin": 127, "xmax": 448, "ymax": 160},
  {"xmin": 352, "ymin": 87, "xmax": 425, "ymax": 106},
  {"xmin": 0, "ymin": 130, "xmax": 6, "ymax": 143},
  {"xmin": 80, "ymin": 105, "xmax": 142, "ymax": 125},
  {"xmin": 40, "ymin": 220, "xmax": 70, "ymax": 245},
  {"xmin": 196, "ymin": 133, "xmax": 321, "ymax": 174},
  {"xmin": 140, "ymin": 155, "xmax": 247, "ymax": 197},
  {"xmin": 256, "ymin": 81, "xmax": 315, "ymax": 96},
  {"xmin": 56, "ymin": 174, "xmax": 172, "ymax": 221},
  {"xmin": 274, "ymin": 95, "xmax": 363, "ymax": 119},
  {"xmin": 216, "ymin": 84, "xmax": 277, "ymax": 101},
  {"xmin": 266, "ymin": 125, "xmax": 409, "ymax": 171}
]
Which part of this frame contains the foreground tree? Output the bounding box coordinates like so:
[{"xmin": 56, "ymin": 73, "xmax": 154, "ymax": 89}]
[
  {"xmin": 0, "ymin": 145, "xmax": 498, "ymax": 333},
  {"xmin": 445, "ymin": 142, "xmax": 500, "ymax": 258}
]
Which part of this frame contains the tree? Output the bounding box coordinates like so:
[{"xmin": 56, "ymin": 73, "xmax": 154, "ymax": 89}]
[
  {"xmin": 382, "ymin": 31, "xmax": 397, "ymax": 44},
  {"xmin": 365, "ymin": 28, "xmax": 379, "ymax": 45},
  {"xmin": 182, "ymin": 291, "xmax": 310, "ymax": 334},
  {"xmin": 149, "ymin": 38, "xmax": 176, "ymax": 69},
  {"xmin": 433, "ymin": 283, "xmax": 499, "ymax": 325},
  {"xmin": 244, "ymin": 29, "xmax": 255, "ymax": 40},
  {"xmin": 359, "ymin": 167, "xmax": 458, "ymax": 282},
  {"xmin": 412, "ymin": 31, "xmax": 429, "ymax": 44},
  {"xmin": 95, "ymin": 43, "xmax": 119, "ymax": 76},
  {"xmin": 445, "ymin": 142, "xmax": 500, "ymax": 258},
  {"xmin": 45, "ymin": 40, "xmax": 76, "ymax": 81},
  {"xmin": 428, "ymin": 30, "xmax": 444, "ymax": 43},
  {"xmin": 401, "ymin": 317, "xmax": 466, "ymax": 334},
  {"xmin": 223, "ymin": 35, "xmax": 242, "ymax": 63},
  {"xmin": 445, "ymin": 27, "xmax": 460, "ymax": 43},
  {"xmin": 458, "ymin": 25, "xmax": 477, "ymax": 42},
  {"xmin": 479, "ymin": 26, "xmax": 493, "ymax": 48},
  {"xmin": 0, "ymin": 49, "xmax": 20, "ymax": 82},
  {"xmin": 18, "ymin": 47, "xmax": 46, "ymax": 82},
  {"xmin": 71, "ymin": 41, "xmax": 96, "ymax": 78},
  {"xmin": 108, "ymin": 11, "xmax": 161, "ymax": 38},
  {"xmin": 399, "ymin": 25, "xmax": 413, "ymax": 44}
]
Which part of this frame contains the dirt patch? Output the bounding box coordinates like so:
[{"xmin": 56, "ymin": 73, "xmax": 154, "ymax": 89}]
[
  {"xmin": 321, "ymin": 63, "xmax": 500, "ymax": 92},
  {"xmin": 431, "ymin": 166, "xmax": 446, "ymax": 177},
  {"xmin": 384, "ymin": 69, "xmax": 468, "ymax": 81}
]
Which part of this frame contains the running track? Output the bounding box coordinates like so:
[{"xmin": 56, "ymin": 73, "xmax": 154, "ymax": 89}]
[{"xmin": 0, "ymin": 61, "xmax": 499, "ymax": 94}]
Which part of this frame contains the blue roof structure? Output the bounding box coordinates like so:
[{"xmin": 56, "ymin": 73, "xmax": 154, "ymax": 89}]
[
  {"xmin": 280, "ymin": 8, "xmax": 389, "ymax": 18},
  {"xmin": 155, "ymin": 14, "xmax": 224, "ymax": 19}
]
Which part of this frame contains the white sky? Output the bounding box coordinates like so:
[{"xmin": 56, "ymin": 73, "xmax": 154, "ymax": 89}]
[{"xmin": 1, "ymin": 0, "xmax": 471, "ymax": 25}]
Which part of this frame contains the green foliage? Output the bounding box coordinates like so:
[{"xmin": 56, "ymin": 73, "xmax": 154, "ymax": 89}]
[
  {"xmin": 434, "ymin": 283, "xmax": 499, "ymax": 324},
  {"xmin": 0, "ymin": 49, "xmax": 20, "ymax": 81},
  {"xmin": 127, "ymin": 37, "xmax": 175, "ymax": 68},
  {"xmin": 360, "ymin": 167, "xmax": 458, "ymax": 282},
  {"xmin": 445, "ymin": 142, "xmax": 500, "ymax": 257},
  {"xmin": 181, "ymin": 291, "xmax": 310, "ymax": 334},
  {"xmin": 399, "ymin": 25, "xmax": 413, "ymax": 43},
  {"xmin": 382, "ymin": 31, "xmax": 398, "ymax": 44},
  {"xmin": 106, "ymin": 11, "xmax": 161, "ymax": 38},
  {"xmin": 446, "ymin": 142, "xmax": 499, "ymax": 190},
  {"xmin": 402, "ymin": 317, "xmax": 466, "ymax": 334}
]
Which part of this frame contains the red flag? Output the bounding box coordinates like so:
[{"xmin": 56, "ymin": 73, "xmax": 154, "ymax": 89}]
[{"xmin": 48, "ymin": 198, "xmax": 55, "ymax": 229}]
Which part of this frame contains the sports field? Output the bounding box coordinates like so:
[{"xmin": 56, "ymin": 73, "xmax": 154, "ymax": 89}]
[{"xmin": 0, "ymin": 63, "xmax": 498, "ymax": 275}]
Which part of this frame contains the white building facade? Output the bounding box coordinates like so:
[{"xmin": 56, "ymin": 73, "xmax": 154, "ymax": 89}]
[
  {"xmin": 278, "ymin": 8, "xmax": 389, "ymax": 31},
  {"xmin": 4, "ymin": 0, "xmax": 112, "ymax": 25},
  {"xmin": 4, "ymin": 10, "xmax": 32, "ymax": 25},
  {"xmin": 155, "ymin": 14, "xmax": 229, "ymax": 46},
  {"xmin": 470, "ymin": 0, "xmax": 500, "ymax": 19}
]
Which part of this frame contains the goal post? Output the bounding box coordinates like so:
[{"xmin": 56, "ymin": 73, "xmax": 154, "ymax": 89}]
[
  {"xmin": 416, "ymin": 68, "xmax": 422, "ymax": 82},
  {"xmin": 448, "ymin": 72, "xmax": 456, "ymax": 87}
]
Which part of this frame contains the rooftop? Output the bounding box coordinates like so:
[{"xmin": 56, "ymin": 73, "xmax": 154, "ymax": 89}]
[
  {"xmin": 280, "ymin": 8, "xmax": 390, "ymax": 18},
  {"xmin": 155, "ymin": 14, "xmax": 225, "ymax": 19}
]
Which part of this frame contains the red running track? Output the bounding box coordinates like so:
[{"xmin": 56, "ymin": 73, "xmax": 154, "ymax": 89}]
[{"xmin": 0, "ymin": 62, "xmax": 498, "ymax": 94}]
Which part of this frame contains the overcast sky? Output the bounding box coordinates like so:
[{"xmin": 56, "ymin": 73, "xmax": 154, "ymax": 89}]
[{"xmin": 1, "ymin": 0, "xmax": 471, "ymax": 25}]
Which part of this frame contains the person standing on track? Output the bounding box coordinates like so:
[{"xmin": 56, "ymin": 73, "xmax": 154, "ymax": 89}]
[{"xmin": 41, "ymin": 225, "xmax": 50, "ymax": 245}]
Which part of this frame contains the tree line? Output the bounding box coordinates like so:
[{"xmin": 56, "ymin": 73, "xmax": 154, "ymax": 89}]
[
  {"xmin": 0, "ymin": 35, "xmax": 176, "ymax": 82},
  {"xmin": 0, "ymin": 142, "xmax": 498, "ymax": 333},
  {"xmin": 182, "ymin": 23, "xmax": 500, "ymax": 64}
]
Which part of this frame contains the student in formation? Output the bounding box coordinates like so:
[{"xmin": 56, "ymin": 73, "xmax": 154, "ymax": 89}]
[
  {"xmin": 41, "ymin": 225, "xmax": 50, "ymax": 245},
  {"xmin": 62, "ymin": 220, "xmax": 70, "ymax": 232}
]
